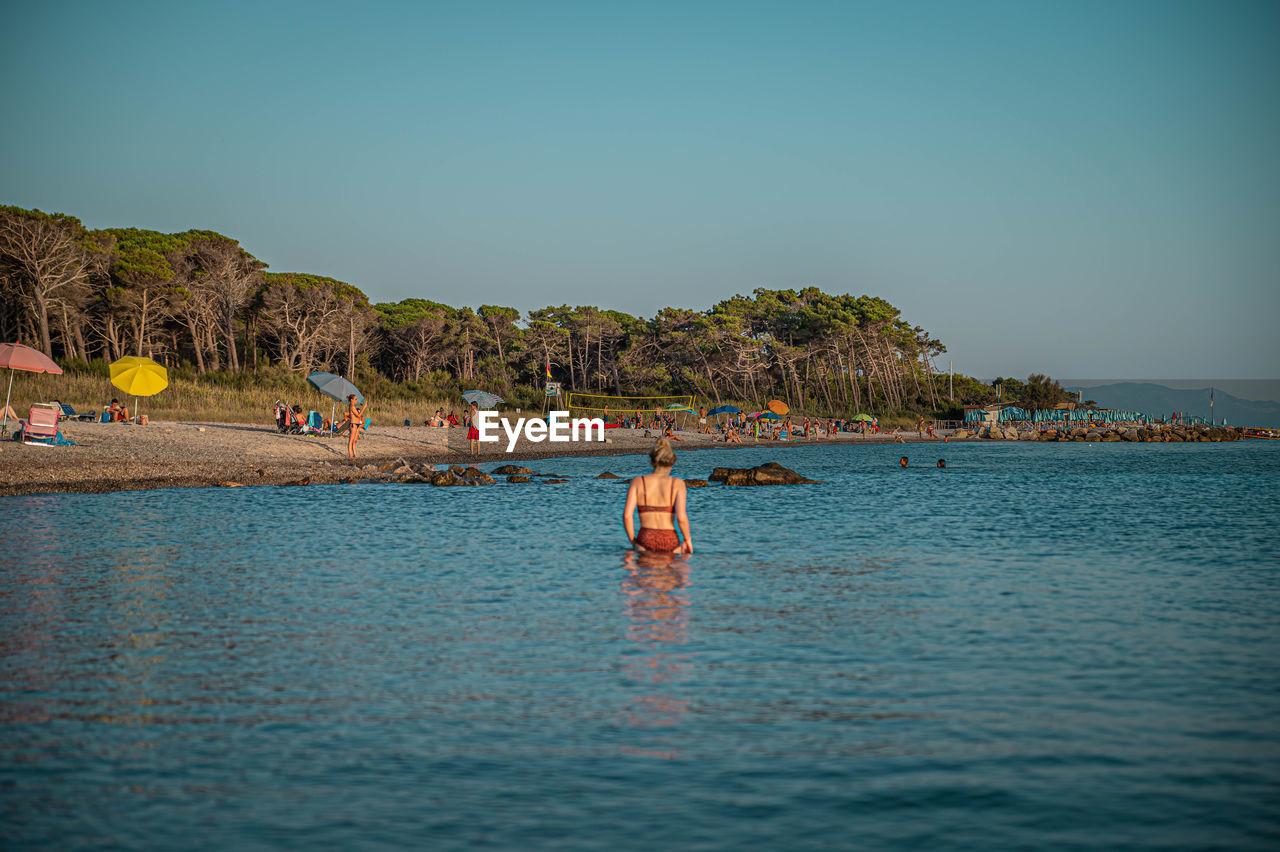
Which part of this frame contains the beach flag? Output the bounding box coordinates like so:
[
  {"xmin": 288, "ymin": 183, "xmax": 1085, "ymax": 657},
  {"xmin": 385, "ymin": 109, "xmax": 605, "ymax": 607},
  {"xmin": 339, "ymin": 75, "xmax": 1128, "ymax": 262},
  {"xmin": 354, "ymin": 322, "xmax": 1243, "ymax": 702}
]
[{"xmin": 545, "ymin": 360, "xmax": 552, "ymax": 380}]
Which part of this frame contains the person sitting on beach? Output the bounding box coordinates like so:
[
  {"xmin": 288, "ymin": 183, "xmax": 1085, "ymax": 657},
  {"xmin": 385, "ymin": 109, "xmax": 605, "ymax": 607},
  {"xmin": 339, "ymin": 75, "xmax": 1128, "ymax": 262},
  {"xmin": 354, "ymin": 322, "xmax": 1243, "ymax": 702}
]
[
  {"xmin": 623, "ymin": 438, "xmax": 692, "ymax": 555},
  {"xmin": 108, "ymin": 398, "xmax": 130, "ymax": 422},
  {"xmin": 446, "ymin": 410, "xmax": 460, "ymax": 427},
  {"xmin": 724, "ymin": 426, "xmax": 742, "ymax": 444},
  {"xmin": 662, "ymin": 422, "xmax": 684, "ymax": 442}
]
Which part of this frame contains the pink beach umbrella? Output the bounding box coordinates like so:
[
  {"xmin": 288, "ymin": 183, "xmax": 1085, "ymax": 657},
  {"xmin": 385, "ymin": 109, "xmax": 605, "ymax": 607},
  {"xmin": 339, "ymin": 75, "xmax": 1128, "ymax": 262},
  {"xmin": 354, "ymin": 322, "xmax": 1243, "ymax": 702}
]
[{"xmin": 0, "ymin": 343, "xmax": 63, "ymax": 435}]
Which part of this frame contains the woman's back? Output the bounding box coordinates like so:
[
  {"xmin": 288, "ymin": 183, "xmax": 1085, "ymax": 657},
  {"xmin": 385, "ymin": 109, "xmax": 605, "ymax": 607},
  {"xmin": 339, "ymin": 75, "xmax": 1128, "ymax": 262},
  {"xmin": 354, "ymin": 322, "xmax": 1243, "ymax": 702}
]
[{"xmin": 635, "ymin": 473, "xmax": 680, "ymax": 529}]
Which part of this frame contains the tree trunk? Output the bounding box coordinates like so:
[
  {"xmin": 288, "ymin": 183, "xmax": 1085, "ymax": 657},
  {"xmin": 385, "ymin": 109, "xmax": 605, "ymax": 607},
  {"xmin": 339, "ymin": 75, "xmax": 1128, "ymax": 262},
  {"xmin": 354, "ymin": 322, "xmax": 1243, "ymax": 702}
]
[
  {"xmin": 225, "ymin": 305, "xmax": 240, "ymax": 371},
  {"xmin": 33, "ymin": 291, "xmax": 53, "ymax": 357},
  {"xmin": 186, "ymin": 317, "xmax": 207, "ymax": 373}
]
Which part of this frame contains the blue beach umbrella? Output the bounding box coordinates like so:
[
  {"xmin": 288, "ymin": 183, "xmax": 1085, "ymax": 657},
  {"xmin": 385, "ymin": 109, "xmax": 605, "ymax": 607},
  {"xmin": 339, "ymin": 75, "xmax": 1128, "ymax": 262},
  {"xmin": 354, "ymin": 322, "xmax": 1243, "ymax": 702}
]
[
  {"xmin": 756, "ymin": 411, "xmax": 781, "ymax": 421},
  {"xmin": 307, "ymin": 372, "xmax": 364, "ymax": 404},
  {"xmin": 462, "ymin": 390, "xmax": 504, "ymax": 408},
  {"xmin": 307, "ymin": 372, "xmax": 365, "ymax": 431},
  {"xmin": 708, "ymin": 405, "xmax": 740, "ymax": 416}
]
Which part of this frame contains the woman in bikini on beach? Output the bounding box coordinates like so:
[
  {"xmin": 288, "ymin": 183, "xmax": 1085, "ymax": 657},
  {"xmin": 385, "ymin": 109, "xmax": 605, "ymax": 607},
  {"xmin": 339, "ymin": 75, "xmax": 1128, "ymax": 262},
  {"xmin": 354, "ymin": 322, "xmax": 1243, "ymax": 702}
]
[
  {"xmin": 344, "ymin": 393, "xmax": 367, "ymax": 459},
  {"xmin": 622, "ymin": 438, "xmax": 693, "ymax": 555}
]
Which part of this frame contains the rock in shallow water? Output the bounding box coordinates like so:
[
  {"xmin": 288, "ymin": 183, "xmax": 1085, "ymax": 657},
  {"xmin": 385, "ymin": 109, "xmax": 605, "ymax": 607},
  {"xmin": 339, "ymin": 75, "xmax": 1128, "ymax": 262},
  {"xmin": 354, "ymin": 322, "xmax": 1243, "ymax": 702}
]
[
  {"xmin": 596, "ymin": 471, "xmax": 620, "ymax": 479},
  {"xmin": 708, "ymin": 462, "xmax": 821, "ymax": 486},
  {"xmin": 493, "ymin": 464, "xmax": 533, "ymax": 475}
]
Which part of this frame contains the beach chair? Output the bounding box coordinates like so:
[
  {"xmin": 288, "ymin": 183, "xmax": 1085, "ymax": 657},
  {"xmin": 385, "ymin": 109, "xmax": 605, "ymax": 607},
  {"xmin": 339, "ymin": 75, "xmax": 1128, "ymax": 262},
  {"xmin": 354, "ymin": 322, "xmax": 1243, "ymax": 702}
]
[
  {"xmin": 19, "ymin": 403, "xmax": 60, "ymax": 446},
  {"xmin": 60, "ymin": 403, "xmax": 97, "ymax": 422}
]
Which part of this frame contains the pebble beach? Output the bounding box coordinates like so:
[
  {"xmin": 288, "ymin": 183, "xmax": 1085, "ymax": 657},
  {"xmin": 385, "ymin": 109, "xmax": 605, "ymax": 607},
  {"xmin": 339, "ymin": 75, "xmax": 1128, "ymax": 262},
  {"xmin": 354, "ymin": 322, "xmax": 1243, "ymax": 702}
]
[{"xmin": 0, "ymin": 419, "xmax": 938, "ymax": 496}]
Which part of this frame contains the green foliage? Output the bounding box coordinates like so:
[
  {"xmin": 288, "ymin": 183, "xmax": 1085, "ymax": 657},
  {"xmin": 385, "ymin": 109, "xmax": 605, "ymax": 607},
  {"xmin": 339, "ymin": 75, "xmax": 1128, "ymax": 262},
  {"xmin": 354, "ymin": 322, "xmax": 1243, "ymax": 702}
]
[
  {"xmin": 264, "ymin": 271, "xmax": 369, "ymax": 304},
  {"xmin": 9, "ymin": 201, "xmax": 1070, "ymax": 420}
]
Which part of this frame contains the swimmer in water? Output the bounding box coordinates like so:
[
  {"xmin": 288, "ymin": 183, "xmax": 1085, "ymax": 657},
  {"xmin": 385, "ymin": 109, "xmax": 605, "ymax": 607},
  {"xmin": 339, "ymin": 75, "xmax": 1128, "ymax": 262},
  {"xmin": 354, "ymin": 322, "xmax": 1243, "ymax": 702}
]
[
  {"xmin": 937, "ymin": 459, "xmax": 946, "ymax": 468},
  {"xmin": 900, "ymin": 456, "xmax": 908, "ymax": 468}
]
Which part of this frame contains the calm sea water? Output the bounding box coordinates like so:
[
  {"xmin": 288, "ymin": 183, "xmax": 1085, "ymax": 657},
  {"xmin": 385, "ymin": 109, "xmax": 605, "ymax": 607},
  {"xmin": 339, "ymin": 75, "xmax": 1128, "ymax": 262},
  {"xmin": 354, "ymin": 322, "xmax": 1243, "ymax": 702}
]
[{"xmin": 2, "ymin": 441, "xmax": 1278, "ymax": 850}]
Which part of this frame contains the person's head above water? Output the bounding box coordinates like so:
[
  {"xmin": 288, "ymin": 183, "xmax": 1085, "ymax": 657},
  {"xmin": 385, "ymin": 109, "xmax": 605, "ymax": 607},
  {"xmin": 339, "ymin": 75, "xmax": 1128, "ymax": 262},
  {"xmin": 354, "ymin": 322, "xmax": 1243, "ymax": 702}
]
[
  {"xmin": 650, "ymin": 438, "xmax": 677, "ymax": 470},
  {"xmin": 937, "ymin": 459, "xmax": 946, "ymax": 468},
  {"xmin": 899, "ymin": 456, "xmax": 908, "ymax": 467}
]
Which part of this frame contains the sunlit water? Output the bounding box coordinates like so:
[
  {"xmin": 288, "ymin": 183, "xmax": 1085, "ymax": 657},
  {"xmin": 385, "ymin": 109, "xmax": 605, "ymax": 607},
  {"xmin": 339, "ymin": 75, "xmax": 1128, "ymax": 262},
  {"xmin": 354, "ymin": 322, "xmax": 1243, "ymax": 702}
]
[{"xmin": 2, "ymin": 441, "xmax": 1278, "ymax": 849}]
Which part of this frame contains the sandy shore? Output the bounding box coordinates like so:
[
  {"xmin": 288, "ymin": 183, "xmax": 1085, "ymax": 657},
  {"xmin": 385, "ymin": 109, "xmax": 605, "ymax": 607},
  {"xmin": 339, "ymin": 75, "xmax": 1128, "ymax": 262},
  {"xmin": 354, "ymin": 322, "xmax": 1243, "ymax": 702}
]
[{"xmin": 0, "ymin": 419, "xmax": 945, "ymax": 497}]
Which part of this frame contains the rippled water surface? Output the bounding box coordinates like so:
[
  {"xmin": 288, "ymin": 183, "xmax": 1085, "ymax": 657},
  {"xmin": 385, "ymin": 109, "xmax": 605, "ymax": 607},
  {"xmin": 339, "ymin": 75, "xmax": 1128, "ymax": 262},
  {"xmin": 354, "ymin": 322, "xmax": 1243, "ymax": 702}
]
[{"xmin": 3, "ymin": 441, "xmax": 1279, "ymax": 849}]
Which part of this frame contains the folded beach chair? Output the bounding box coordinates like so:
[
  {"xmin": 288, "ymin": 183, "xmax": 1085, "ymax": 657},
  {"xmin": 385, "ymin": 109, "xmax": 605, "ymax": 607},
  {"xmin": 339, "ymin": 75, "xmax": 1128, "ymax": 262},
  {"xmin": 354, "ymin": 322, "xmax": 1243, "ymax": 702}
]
[{"xmin": 19, "ymin": 403, "xmax": 60, "ymax": 446}]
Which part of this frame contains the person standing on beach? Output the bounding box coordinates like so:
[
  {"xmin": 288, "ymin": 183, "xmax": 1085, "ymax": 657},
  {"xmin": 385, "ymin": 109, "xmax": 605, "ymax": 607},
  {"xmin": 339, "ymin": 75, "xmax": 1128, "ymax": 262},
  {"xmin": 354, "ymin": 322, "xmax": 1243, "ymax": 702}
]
[
  {"xmin": 916, "ymin": 415, "xmax": 925, "ymax": 438},
  {"xmin": 623, "ymin": 438, "xmax": 693, "ymax": 555},
  {"xmin": 467, "ymin": 401, "xmax": 480, "ymax": 455},
  {"xmin": 345, "ymin": 394, "xmax": 367, "ymax": 459}
]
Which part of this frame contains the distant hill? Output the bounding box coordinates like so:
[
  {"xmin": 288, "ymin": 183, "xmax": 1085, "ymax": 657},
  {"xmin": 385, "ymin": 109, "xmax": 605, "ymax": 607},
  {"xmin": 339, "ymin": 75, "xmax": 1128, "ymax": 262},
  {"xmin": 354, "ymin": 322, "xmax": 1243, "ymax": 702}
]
[
  {"xmin": 1064, "ymin": 382, "xmax": 1280, "ymax": 427},
  {"xmin": 1063, "ymin": 379, "xmax": 1280, "ymax": 405}
]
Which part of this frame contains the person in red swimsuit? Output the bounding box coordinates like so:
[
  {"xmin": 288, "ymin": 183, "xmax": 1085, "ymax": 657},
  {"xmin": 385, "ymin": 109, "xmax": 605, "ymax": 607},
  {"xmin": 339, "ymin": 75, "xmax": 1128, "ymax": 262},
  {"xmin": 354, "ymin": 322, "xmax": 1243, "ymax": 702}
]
[
  {"xmin": 622, "ymin": 438, "xmax": 693, "ymax": 554},
  {"xmin": 466, "ymin": 401, "xmax": 480, "ymax": 455}
]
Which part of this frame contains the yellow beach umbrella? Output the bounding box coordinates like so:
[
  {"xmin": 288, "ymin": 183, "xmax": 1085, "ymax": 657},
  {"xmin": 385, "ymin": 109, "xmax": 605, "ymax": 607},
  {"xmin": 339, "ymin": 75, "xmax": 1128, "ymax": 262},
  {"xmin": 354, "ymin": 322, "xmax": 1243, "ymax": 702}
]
[{"xmin": 109, "ymin": 356, "xmax": 168, "ymax": 423}]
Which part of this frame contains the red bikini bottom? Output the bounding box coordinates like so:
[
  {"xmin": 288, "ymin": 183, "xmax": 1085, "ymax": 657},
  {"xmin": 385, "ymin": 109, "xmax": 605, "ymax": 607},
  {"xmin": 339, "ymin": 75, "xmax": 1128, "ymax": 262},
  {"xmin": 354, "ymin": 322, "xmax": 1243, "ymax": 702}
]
[{"xmin": 635, "ymin": 528, "xmax": 680, "ymax": 552}]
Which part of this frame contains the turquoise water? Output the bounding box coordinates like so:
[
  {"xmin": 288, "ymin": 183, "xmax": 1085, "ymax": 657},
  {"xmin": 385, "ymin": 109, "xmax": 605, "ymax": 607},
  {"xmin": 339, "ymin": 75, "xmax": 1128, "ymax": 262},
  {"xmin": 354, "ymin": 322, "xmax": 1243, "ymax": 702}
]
[{"xmin": 2, "ymin": 441, "xmax": 1278, "ymax": 850}]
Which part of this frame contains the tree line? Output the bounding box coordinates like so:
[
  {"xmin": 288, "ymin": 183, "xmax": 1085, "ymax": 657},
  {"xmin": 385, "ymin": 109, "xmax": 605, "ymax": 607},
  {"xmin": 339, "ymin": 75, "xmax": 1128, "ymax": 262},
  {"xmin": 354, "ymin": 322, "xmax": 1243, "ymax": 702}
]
[{"xmin": 0, "ymin": 203, "xmax": 1068, "ymax": 415}]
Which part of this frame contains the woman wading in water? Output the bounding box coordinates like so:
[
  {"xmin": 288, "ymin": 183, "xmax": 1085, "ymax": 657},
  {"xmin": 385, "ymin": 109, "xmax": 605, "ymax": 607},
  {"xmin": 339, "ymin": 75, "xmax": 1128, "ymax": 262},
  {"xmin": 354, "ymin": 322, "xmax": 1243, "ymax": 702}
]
[{"xmin": 622, "ymin": 438, "xmax": 693, "ymax": 554}]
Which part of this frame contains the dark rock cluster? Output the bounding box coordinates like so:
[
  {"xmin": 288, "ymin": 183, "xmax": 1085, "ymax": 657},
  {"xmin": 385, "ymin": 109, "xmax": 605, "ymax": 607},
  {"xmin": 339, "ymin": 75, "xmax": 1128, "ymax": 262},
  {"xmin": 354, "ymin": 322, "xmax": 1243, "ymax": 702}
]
[
  {"xmin": 708, "ymin": 462, "xmax": 821, "ymax": 486},
  {"xmin": 949, "ymin": 423, "xmax": 1246, "ymax": 443}
]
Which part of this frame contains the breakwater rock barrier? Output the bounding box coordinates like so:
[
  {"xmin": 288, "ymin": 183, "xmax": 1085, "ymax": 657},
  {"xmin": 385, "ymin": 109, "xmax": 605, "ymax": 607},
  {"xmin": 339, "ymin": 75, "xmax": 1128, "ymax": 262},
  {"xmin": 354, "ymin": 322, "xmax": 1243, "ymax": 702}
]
[{"xmin": 949, "ymin": 423, "xmax": 1246, "ymax": 443}]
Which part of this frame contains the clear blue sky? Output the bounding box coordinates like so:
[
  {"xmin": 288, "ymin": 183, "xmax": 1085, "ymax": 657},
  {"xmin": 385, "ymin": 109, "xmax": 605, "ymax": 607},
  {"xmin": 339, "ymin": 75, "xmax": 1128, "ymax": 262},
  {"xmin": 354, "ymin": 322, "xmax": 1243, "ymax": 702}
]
[{"xmin": 3, "ymin": 0, "xmax": 1277, "ymax": 379}]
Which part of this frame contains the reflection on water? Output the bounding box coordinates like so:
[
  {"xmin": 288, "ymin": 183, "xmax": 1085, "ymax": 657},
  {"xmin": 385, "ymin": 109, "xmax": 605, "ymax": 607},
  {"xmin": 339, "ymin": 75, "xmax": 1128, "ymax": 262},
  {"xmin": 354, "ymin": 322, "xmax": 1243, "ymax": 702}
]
[
  {"xmin": 1, "ymin": 441, "xmax": 1278, "ymax": 850},
  {"xmin": 620, "ymin": 551, "xmax": 692, "ymax": 758}
]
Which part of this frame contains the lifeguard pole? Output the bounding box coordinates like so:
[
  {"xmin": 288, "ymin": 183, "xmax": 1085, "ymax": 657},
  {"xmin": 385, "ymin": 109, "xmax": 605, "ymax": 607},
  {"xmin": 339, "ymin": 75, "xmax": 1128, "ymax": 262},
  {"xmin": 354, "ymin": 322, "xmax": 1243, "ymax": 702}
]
[{"xmin": 543, "ymin": 380, "xmax": 562, "ymax": 420}]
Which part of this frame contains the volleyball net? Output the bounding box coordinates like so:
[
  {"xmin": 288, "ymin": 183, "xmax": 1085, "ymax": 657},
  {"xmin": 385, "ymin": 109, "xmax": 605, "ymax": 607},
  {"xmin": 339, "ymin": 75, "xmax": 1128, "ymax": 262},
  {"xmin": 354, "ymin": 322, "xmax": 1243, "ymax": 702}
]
[{"xmin": 563, "ymin": 392, "xmax": 694, "ymax": 415}]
